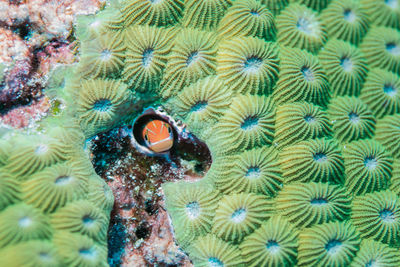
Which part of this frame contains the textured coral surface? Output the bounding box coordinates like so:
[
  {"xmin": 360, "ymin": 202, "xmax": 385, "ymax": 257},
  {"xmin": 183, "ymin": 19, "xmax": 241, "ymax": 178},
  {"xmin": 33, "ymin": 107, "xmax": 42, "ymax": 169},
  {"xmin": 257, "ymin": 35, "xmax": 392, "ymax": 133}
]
[{"xmin": 1, "ymin": 0, "xmax": 400, "ymax": 266}]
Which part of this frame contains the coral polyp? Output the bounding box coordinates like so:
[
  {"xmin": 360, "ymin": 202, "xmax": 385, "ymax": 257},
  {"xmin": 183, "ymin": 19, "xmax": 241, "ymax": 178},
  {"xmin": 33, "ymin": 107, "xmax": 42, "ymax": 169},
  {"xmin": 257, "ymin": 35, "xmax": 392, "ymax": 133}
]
[
  {"xmin": 298, "ymin": 221, "xmax": 360, "ymax": 266},
  {"xmin": 375, "ymin": 114, "xmax": 400, "ymax": 159},
  {"xmin": 120, "ymin": 0, "xmax": 184, "ymax": 27},
  {"xmin": 351, "ymin": 239, "xmax": 400, "ymax": 267},
  {"xmin": 122, "ymin": 25, "xmax": 174, "ymax": 92},
  {"xmin": 240, "ymin": 216, "xmax": 298, "ymax": 267},
  {"xmin": 320, "ymin": 0, "xmax": 370, "ymax": 45},
  {"xmin": 279, "ymin": 138, "xmax": 345, "ymax": 184},
  {"xmin": 360, "ymin": 27, "xmax": 400, "ymax": 75},
  {"xmin": 327, "ymin": 96, "xmax": 376, "ymax": 143},
  {"xmin": 210, "ymin": 94, "xmax": 275, "ymax": 154},
  {"xmin": 343, "ymin": 139, "xmax": 393, "ymax": 195},
  {"xmin": 352, "ymin": 190, "xmax": 400, "ymax": 246},
  {"xmin": 159, "ymin": 28, "xmax": 218, "ymax": 98},
  {"xmin": 182, "ymin": 0, "xmax": 232, "ymax": 30},
  {"xmin": 212, "ymin": 146, "xmax": 282, "ymax": 196},
  {"xmin": 276, "ymin": 182, "xmax": 351, "ymax": 228},
  {"xmin": 216, "ymin": 36, "xmax": 280, "ymax": 95},
  {"xmin": 274, "ymin": 101, "xmax": 332, "ymax": 148},
  {"xmin": 272, "ymin": 47, "xmax": 330, "ymax": 106},
  {"xmin": 318, "ymin": 39, "xmax": 368, "ymax": 96},
  {"xmin": 360, "ymin": 68, "xmax": 400, "ymax": 119},
  {"xmin": 276, "ymin": 3, "xmax": 327, "ymax": 53},
  {"xmin": 212, "ymin": 193, "xmax": 273, "ymax": 244},
  {"xmin": 217, "ymin": 0, "xmax": 276, "ymax": 40},
  {"xmin": 360, "ymin": 0, "xmax": 400, "ymax": 30}
]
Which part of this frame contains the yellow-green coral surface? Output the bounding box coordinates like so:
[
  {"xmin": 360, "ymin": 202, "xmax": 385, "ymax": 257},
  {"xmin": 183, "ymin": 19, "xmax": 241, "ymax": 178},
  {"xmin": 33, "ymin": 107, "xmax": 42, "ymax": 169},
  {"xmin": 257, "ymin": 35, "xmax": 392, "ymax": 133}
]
[{"xmin": 2, "ymin": 0, "xmax": 400, "ymax": 266}]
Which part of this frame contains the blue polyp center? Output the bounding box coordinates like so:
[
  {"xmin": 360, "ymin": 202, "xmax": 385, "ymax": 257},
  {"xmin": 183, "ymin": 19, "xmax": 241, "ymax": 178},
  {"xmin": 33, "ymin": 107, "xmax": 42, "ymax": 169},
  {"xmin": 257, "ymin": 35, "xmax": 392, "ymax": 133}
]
[
  {"xmin": 297, "ymin": 17, "xmax": 313, "ymax": 34},
  {"xmin": 19, "ymin": 216, "xmax": 32, "ymax": 228},
  {"xmin": 266, "ymin": 240, "xmax": 280, "ymax": 254},
  {"xmin": 241, "ymin": 116, "xmax": 259, "ymax": 130},
  {"xmin": 142, "ymin": 48, "xmax": 154, "ymax": 67},
  {"xmin": 250, "ymin": 9, "xmax": 260, "ymax": 16},
  {"xmin": 343, "ymin": 9, "xmax": 356, "ymax": 23},
  {"xmin": 100, "ymin": 49, "xmax": 112, "ymax": 61},
  {"xmin": 190, "ymin": 101, "xmax": 208, "ymax": 112},
  {"xmin": 380, "ymin": 209, "xmax": 396, "ymax": 223},
  {"xmin": 384, "ymin": 84, "xmax": 397, "ymax": 97},
  {"xmin": 325, "ymin": 239, "xmax": 343, "ymax": 255},
  {"xmin": 301, "ymin": 66, "xmax": 315, "ymax": 82},
  {"xmin": 231, "ymin": 208, "xmax": 247, "ymax": 223},
  {"xmin": 82, "ymin": 215, "xmax": 95, "ymax": 227},
  {"xmin": 245, "ymin": 167, "xmax": 261, "ymax": 179},
  {"xmin": 34, "ymin": 144, "xmax": 48, "ymax": 155},
  {"xmin": 55, "ymin": 175, "xmax": 72, "ymax": 186},
  {"xmin": 93, "ymin": 99, "xmax": 112, "ymax": 112},
  {"xmin": 208, "ymin": 257, "xmax": 224, "ymax": 267},
  {"xmin": 366, "ymin": 260, "xmax": 377, "ymax": 267},
  {"xmin": 364, "ymin": 156, "xmax": 378, "ymax": 170},
  {"xmin": 304, "ymin": 115, "xmax": 316, "ymax": 123},
  {"xmin": 311, "ymin": 197, "xmax": 328, "ymax": 205},
  {"xmin": 186, "ymin": 51, "xmax": 200, "ymax": 66},
  {"xmin": 313, "ymin": 152, "xmax": 328, "ymax": 163},
  {"xmin": 244, "ymin": 56, "xmax": 263, "ymax": 73},
  {"xmin": 349, "ymin": 112, "xmax": 360, "ymax": 123},
  {"xmin": 185, "ymin": 201, "xmax": 200, "ymax": 219},
  {"xmin": 79, "ymin": 248, "xmax": 97, "ymax": 259},
  {"xmin": 39, "ymin": 252, "xmax": 51, "ymax": 261},
  {"xmin": 386, "ymin": 43, "xmax": 400, "ymax": 56},
  {"xmin": 340, "ymin": 57, "xmax": 353, "ymax": 72},
  {"xmin": 385, "ymin": 0, "xmax": 398, "ymax": 9}
]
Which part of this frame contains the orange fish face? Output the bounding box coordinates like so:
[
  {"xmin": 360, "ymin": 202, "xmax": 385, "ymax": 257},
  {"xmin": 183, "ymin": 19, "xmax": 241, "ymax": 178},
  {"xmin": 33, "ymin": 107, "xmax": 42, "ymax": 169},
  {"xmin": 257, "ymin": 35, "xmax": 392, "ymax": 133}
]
[{"xmin": 142, "ymin": 119, "xmax": 174, "ymax": 153}]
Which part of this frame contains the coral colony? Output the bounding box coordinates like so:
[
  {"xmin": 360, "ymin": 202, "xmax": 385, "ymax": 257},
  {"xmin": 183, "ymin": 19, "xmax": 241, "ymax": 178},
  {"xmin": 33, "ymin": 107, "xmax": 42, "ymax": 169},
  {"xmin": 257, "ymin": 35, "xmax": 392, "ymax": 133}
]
[{"xmin": 0, "ymin": 0, "xmax": 400, "ymax": 266}]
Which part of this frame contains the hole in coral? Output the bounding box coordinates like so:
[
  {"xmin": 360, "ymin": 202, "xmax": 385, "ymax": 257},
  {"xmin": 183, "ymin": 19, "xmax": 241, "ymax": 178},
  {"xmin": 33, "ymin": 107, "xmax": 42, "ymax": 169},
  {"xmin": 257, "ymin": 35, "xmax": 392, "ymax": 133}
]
[
  {"xmin": 135, "ymin": 223, "xmax": 150, "ymax": 239},
  {"xmin": 380, "ymin": 209, "xmax": 396, "ymax": 223},
  {"xmin": 340, "ymin": 57, "xmax": 353, "ymax": 72},
  {"xmin": 186, "ymin": 201, "xmax": 200, "ymax": 219},
  {"xmin": 386, "ymin": 43, "xmax": 400, "ymax": 56},
  {"xmin": 241, "ymin": 116, "xmax": 259, "ymax": 130},
  {"xmin": 186, "ymin": 51, "xmax": 200, "ymax": 66},
  {"xmin": 311, "ymin": 198, "xmax": 328, "ymax": 205},
  {"xmin": 208, "ymin": 257, "xmax": 224, "ymax": 267},
  {"xmin": 93, "ymin": 99, "xmax": 112, "ymax": 112},
  {"xmin": 348, "ymin": 112, "xmax": 360, "ymax": 123},
  {"xmin": 55, "ymin": 175, "xmax": 72, "ymax": 185},
  {"xmin": 190, "ymin": 101, "xmax": 208, "ymax": 113},
  {"xmin": 35, "ymin": 144, "xmax": 49, "ymax": 155},
  {"xmin": 364, "ymin": 156, "xmax": 378, "ymax": 170},
  {"xmin": 142, "ymin": 48, "xmax": 154, "ymax": 68},
  {"xmin": 245, "ymin": 167, "xmax": 261, "ymax": 179},
  {"xmin": 18, "ymin": 216, "xmax": 32, "ymax": 227},
  {"xmin": 313, "ymin": 152, "xmax": 328, "ymax": 163},
  {"xmin": 301, "ymin": 66, "xmax": 315, "ymax": 82},
  {"xmin": 325, "ymin": 239, "xmax": 343, "ymax": 255},
  {"xmin": 384, "ymin": 84, "xmax": 397, "ymax": 97},
  {"xmin": 343, "ymin": 9, "xmax": 356, "ymax": 23},
  {"xmin": 100, "ymin": 49, "xmax": 112, "ymax": 61},
  {"xmin": 82, "ymin": 215, "xmax": 95, "ymax": 226},
  {"xmin": 231, "ymin": 208, "xmax": 247, "ymax": 223},
  {"xmin": 266, "ymin": 240, "xmax": 280, "ymax": 253},
  {"xmin": 385, "ymin": 0, "xmax": 398, "ymax": 9},
  {"xmin": 244, "ymin": 56, "xmax": 263, "ymax": 73}
]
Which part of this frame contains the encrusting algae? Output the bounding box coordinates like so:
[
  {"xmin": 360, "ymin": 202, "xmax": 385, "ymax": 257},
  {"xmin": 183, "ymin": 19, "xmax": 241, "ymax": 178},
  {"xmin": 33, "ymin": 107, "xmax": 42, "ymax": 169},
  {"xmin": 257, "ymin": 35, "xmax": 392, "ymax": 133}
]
[{"xmin": 1, "ymin": 0, "xmax": 400, "ymax": 266}]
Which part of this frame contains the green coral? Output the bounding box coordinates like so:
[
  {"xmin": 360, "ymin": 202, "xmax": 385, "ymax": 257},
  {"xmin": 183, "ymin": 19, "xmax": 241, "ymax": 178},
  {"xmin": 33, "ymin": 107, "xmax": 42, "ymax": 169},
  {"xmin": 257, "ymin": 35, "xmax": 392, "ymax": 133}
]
[{"xmin": 3, "ymin": 0, "xmax": 400, "ymax": 265}]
